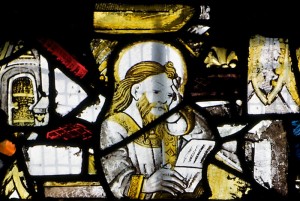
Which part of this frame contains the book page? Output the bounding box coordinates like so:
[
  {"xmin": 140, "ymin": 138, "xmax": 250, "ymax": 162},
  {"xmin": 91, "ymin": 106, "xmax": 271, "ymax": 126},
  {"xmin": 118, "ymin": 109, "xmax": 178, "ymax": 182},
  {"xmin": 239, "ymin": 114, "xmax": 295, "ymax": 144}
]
[{"xmin": 175, "ymin": 139, "xmax": 215, "ymax": 192}]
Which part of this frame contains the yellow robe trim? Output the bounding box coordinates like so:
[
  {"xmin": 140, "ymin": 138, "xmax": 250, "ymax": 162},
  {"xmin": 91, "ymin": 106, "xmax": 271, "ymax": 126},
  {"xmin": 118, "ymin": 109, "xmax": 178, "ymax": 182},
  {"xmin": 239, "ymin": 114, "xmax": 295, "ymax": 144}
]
[
  {"xmin": 127, "ymin": 174, "xmax": 145, "ymax": 199},
  {"xmin": 108, "ymin": 112, "xmax": 179, "ymax": 167},
  {"xmin": 163, "ymin": 134, "xmax": 178, "ymax": 167}
]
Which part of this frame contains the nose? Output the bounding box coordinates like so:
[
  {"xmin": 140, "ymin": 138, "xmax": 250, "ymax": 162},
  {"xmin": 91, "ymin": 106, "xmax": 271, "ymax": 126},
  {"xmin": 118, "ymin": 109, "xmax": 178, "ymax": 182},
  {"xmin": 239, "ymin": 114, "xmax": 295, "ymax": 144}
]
[
  {"xmin": 157, "ymin": 97, "xmax": 167, "ymax": 105},
  {"xmin": 161, "ymin": 94, "xmax": 173, "ymax": 105},
  {"xmin": 160, "ymin": 100, "xmax": 168, "ymax": 105},
  {"xmin": 156, "ymin": 94, "xmax": 169, "ymax": 105}
]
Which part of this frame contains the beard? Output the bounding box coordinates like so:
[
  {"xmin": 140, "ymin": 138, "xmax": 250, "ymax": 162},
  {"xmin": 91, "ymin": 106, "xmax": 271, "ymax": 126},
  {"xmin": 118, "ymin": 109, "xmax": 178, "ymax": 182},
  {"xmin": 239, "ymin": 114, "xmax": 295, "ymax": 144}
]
[
  {"xmin": 136, "ymin": 94, "xmax": 169, "ymax": 142},
  {"xmin": 136, "ymin": 93, "xmax": 178, "ymax": 166}
]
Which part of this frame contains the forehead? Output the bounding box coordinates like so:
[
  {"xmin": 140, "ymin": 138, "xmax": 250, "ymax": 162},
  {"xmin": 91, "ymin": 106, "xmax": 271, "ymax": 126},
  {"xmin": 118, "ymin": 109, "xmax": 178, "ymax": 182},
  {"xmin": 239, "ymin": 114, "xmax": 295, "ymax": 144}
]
[{"xmin": 141, "ymin": 73, "xmax": 173, "ymax": 88}]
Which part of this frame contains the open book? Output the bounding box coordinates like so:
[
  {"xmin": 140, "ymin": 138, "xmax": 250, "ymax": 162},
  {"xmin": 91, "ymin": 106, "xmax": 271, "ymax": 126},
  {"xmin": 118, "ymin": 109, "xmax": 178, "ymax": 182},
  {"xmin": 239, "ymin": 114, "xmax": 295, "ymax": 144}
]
[{"xmin": 174, "ymin": 139, "xmax": 215, "ymax": 192}]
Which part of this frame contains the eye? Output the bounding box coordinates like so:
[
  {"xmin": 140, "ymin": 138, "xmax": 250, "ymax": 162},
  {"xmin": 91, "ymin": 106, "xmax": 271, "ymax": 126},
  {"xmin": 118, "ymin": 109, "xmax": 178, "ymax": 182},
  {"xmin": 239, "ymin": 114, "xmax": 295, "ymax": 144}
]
[
  {"xmin": 153, "ymin": 90, "xmax": 160, "ymax": 94},
  {"xmin": 168, "ymin": 93, "xmax": 173, "ymax": 98}
]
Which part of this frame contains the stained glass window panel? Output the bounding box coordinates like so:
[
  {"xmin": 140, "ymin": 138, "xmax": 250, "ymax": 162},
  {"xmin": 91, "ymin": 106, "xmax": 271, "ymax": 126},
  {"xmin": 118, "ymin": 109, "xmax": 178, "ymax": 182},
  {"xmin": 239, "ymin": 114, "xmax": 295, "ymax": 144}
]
[{"xmin": 0, "ymin": 1, "xmax": 299, "ymax": 200}]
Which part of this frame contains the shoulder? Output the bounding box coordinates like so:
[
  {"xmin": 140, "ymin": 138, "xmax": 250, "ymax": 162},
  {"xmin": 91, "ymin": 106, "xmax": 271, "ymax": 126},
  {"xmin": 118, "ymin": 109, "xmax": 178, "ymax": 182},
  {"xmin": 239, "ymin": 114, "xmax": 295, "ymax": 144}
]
[
  {"xmin": 107, "ymin": 112, "xmax": 133, "ymax": 123},
  {"xmin": 100, "ymin": 114, "xmax": 129, "ymax": 148},
  {"xmin": 102, "ymin": 112, "xmax": 140, "ymax": 135}
]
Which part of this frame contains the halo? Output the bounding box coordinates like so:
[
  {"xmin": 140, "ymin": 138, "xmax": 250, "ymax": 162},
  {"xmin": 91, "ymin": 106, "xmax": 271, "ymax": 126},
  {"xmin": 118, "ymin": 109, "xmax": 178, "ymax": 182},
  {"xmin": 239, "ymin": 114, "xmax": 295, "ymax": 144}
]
[{"xmin": 114, "ymin": 41, "xmax": 187, "ymax": 90}]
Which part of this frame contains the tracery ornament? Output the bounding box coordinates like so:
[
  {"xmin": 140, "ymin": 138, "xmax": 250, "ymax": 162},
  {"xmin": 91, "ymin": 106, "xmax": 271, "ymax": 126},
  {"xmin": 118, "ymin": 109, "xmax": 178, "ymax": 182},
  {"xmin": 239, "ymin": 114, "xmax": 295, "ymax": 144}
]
[
  {"xmin": 204, "ymin": 46, "xmax": 238, "ymax": 68},
  {"xmin": 247, "ymin": 34, "xmax": 300, "ymax": 114}
]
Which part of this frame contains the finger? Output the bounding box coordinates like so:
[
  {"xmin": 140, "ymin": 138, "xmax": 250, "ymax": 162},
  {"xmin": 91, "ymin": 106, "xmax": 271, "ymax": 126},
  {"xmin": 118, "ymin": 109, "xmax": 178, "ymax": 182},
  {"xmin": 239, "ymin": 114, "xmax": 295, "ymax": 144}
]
[
  {"xmin": 172, "ymin": 77, "xmax": 181, "ymax": 89},
  {"xmin": 162, "ymin": 173, "xmax": 187, "ymax": 189},
  {"xmin": 162, "ymin": 174, "xmax": 187, "ymax": 190},
  {"xmin": 160, "ymin": 185, "xmax": 179, "ymax": 196},
  {"xmin": 161, "ymin": 168, "xmax": 185, "ymax": 181},
  {"xmin": 171, "ymin": 85, "xmax": 182, "ymax": 102},
  {"xmin": 171, "ymin": 85, "xmax": 179, "ymax": 96},
  {"xmin": 170, "ymin": 87, "xmax": 180, "ymax": 106},
  {"xmin": 170, "ymin": 169, "xmax": 185, "ymax": 181},
  {"xmin": 161, "ymin": 180, "xmax": 185, "ymax": 194}
]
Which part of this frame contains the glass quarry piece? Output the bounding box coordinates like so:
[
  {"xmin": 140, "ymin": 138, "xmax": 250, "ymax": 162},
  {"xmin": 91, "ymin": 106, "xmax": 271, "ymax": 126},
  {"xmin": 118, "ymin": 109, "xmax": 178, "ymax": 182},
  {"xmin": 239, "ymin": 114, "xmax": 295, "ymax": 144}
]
[
  {"xmin": 190, "ymin": 45, "xmax": 241, "ymax": 100},
  {"xmin": 244, "ymin": 120, "xmax": 288, "ymax": 196},
  {"xmin": 54, "ymin": 69, "xmax": 87, "ymax": 116},
  {"xmin": 0, "ymin": 41, "xmax": 50, "ymax": 127},
  {"xmin": 43, "ymin": 181, "xmax": 106, "ymax": 198},
  {"xmin": 24, "ymin": 145, "xmax": 83, "ymax": 176},
  {"xmin": 77, "ymin": 94, "xmax": 105, "ymax": 123},
  {"xmin": 247, "ymin": 34, "xmax": 300, "ymax": 114},
  {"xmin": 90, "ymin": 38, "xmax": 118, "ymax": 84},
  {"xmin": 93, "ymin": 3, "xmax": 195, "ymax": 34},
  {"xmin": 207, "ymin": 163, "xmax": 251, "ymax": 199},
  {"xmin": 1, "ymin": 161, "xmax": 31, "ymax": 199}
]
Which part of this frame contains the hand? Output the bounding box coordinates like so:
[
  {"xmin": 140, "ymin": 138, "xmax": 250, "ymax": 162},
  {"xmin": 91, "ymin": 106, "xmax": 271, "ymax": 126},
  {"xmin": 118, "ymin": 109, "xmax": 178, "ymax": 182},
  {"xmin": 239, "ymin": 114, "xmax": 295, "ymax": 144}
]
[
  {"xmin": 142, "ymin": 165, "xmax": 187, "ymax": 196},
  {"xmin": 167, "ymin": 83, "xmax": 183, "ymax": 124},
  {"xmin": 169, "ymin": 83, "xmax": 182, "ymax": 110}
]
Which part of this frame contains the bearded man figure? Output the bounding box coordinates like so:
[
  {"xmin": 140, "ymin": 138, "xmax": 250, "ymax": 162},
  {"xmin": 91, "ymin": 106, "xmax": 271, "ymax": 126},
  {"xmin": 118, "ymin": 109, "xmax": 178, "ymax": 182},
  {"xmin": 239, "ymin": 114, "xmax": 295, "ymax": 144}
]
[{"xmin": 100, "ymin": 60, "xmax": 214, "ymax": 199}]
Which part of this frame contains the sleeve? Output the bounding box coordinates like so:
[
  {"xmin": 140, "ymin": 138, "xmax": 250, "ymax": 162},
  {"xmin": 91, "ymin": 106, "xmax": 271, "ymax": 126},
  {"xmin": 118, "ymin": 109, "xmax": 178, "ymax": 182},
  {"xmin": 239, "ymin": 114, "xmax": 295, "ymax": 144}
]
[
  {"xmin": 127, "ymin": 174, "xmax": 146, "ymax": 199},
  {"xmin": 100, "ymin": 120, "xmax": 145, "ymax": 199}
]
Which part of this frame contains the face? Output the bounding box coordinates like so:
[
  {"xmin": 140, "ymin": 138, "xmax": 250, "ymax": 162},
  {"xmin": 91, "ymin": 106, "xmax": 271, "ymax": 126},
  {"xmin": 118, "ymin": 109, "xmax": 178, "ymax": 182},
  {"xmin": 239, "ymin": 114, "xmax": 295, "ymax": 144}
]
[{"xmin": 138, "ymin": 73, "xmax": 175, "ymax": 116}]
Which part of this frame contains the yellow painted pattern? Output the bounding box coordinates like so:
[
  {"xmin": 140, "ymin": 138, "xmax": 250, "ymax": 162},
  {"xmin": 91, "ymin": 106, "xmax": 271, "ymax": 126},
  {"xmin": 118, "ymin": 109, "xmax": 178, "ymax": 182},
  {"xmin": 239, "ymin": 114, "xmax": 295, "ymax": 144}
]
[{"xmin": 207, "ymin": 164, "xmax": 251, "ymax": 200}]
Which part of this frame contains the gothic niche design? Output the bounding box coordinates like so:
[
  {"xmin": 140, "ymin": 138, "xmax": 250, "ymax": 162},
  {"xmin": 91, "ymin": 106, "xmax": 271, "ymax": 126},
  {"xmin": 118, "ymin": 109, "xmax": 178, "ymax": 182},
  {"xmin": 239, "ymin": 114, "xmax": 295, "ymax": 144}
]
[
  {"xmin": 0, "ymin": 42, "xmax": 50, "ymax": 126},
  {"xmin": 247, "ymin": 35, "xmax": 300, "ymax": 114}
]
